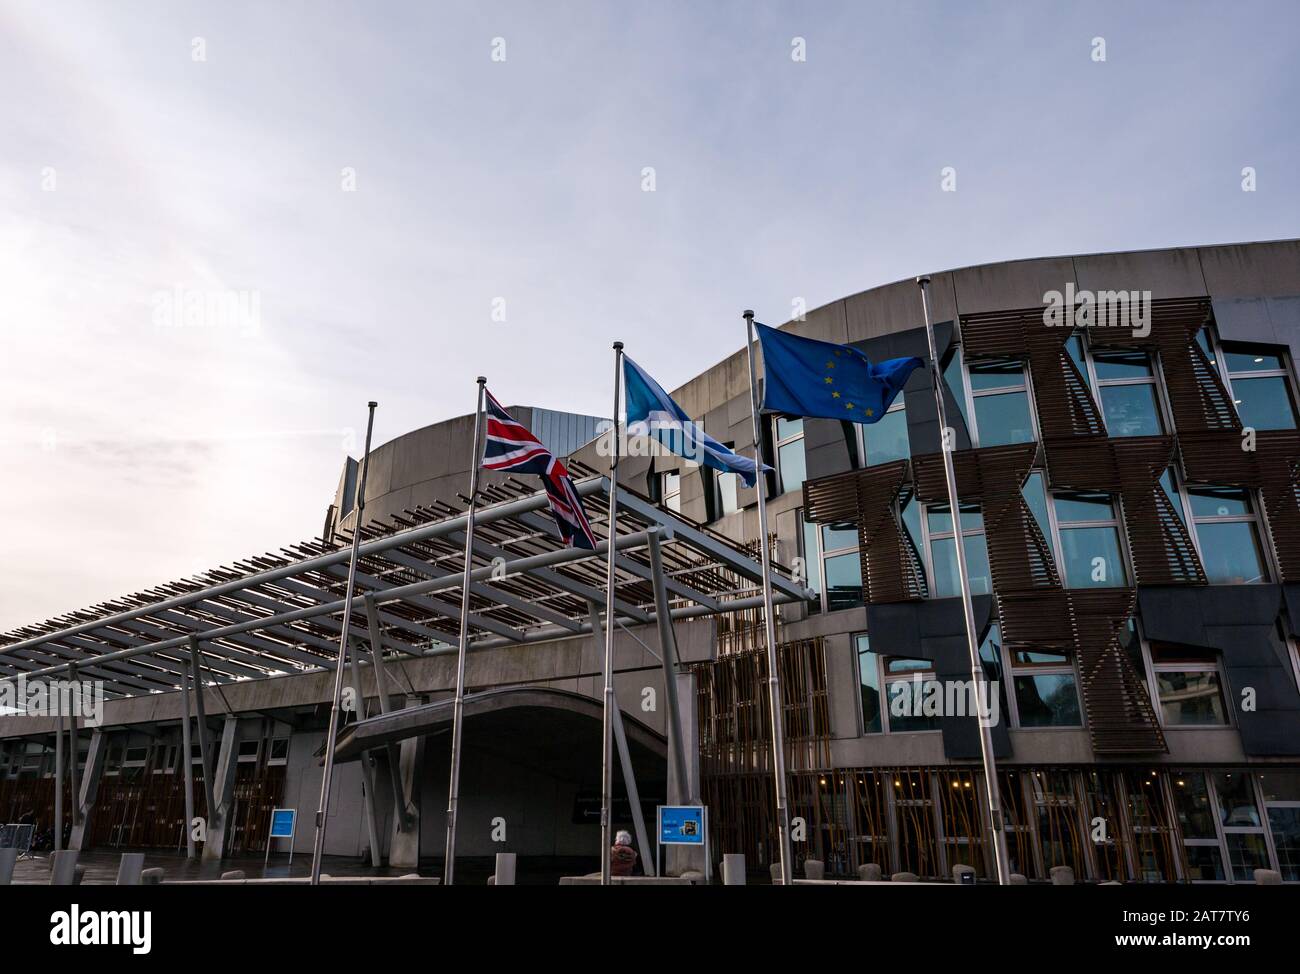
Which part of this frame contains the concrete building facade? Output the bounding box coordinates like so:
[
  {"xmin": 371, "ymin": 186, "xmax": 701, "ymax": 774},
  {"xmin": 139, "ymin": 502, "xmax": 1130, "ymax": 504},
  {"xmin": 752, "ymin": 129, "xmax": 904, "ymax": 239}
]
[{"xmin": 3, "ymin": 240, "xmax": 1299, "ymax": 883}]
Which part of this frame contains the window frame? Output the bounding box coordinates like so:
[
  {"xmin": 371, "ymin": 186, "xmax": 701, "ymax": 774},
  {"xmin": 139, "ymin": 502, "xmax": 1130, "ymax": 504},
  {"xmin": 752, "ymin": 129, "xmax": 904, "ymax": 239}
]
[
  {"xmin": 1201, "ymin": 324, "xmax": 1300, "ymax": 432},
  {"xmin": 953, "ymin": 353, "xmax": 1041, "ymax": 448},
  {"xmin": 919, "ymin": 500, "xmax": 991, "ymax": 600},
  {"xmin": 774, "ymin": 415, "xmax": 807, "ymax": 495},
  {"xmin": 854, "ymin": 398, "xmax": 911, "ymax": 468},
  {"xmin": 1183, "ymin": 482, "xmax": 1273, "ymax": 584},
  {"xmin": 1048, "ymin": 489, "xmax": 1134, "ymax": 589}
]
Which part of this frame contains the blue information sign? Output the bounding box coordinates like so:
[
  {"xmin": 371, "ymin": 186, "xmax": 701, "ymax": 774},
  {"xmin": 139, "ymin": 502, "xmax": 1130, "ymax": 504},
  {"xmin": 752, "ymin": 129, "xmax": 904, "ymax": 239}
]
[
  {"xmin": 270, "ymin": 808, "xmax": 296, "ymax": 838},
  {"xmin": 658, "ymin": 805, "xmax": 705, "ymax": 846}
]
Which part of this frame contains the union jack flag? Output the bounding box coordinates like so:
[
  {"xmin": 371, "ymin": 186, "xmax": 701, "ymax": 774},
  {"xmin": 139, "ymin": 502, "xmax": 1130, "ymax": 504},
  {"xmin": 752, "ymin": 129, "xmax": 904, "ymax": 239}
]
[{"xmin": 482, "ymin": 390, "xmax": 597, "ymax": 550}]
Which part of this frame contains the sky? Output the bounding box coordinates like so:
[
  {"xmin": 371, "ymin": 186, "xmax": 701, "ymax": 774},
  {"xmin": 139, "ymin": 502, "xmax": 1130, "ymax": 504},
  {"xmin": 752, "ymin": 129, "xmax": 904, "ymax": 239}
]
[{"xmin": 0, "ymin": 0, "xmax": 1297, "ymax": 631}]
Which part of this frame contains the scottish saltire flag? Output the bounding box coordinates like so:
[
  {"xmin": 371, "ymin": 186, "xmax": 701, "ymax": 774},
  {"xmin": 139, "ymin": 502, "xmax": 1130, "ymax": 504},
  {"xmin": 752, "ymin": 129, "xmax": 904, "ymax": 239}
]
[
  {"xmin": 482, "ymin": 390, "xmax": 597, "ymax": 549},
  {"xmin": 755, "ymin": 322, "xmax": 923, "ymax": 423},
  {"xmin": 623, "ymin": 356, "xmax": 770, "ymax": 488}
]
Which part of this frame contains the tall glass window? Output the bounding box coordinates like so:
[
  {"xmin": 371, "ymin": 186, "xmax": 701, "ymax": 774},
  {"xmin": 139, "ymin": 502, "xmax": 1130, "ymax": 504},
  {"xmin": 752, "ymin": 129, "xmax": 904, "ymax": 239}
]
[
  {"xmin": 861, "ymin": 402, "xmax": 910, "ymax": 466},
  {"xmin": 1149, "ymin": 643, "xmax": 1228, "ymax": 726},
  {"xmin": 967, "ymin": 359, "xmax": 1035, "ymax": 447},
  {"xmin": 1092, "ymin": 349, "xmax": 1165, "ymax": 437},
  {"xmin": 1007, "ymin": 645, "xmax": 1082, "ymax": 728},
  {"xmin": 925, "ymin": 503, "xmax": 992, "ymax": 598},
  {"xmin": 801, "ymin": 512, "xmax": 863, "ymax": 613},
  {"xmin": 775, "ymin": 416, "xmax": 806, "ymax": 495},
  {"xmin": 1221, "ymin": 342, "xmax": 1299, "ymax": 431},
  {"xmin": 856, "ymin": 634, "xmax": 882, "ymax": 734},
  {"xmin": 1186, "ymin": 486, "xmax": 1268, "ymax": 584},
  {"xmin": 1052, "ymin": 491, "xmax": 1129, "ymax": 588}
]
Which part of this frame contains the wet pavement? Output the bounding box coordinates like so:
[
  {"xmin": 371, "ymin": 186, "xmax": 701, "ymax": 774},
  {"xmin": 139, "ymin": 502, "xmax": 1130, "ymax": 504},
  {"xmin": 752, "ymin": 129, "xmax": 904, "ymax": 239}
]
[{"xmin": 7, "ymin": 849, "xmax": 595, "ymax": 885}]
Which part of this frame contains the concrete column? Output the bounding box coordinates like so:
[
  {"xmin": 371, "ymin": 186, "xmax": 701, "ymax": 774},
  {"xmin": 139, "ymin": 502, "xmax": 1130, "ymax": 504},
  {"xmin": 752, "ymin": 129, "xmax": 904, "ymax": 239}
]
[
  {"xmin": 68, "ymin": 729, "xmax": 106, "ymax": 851},
  {"xmin": 201, "ymin": 717, "xmax": 241, "ymax": 863},
  {"xmin": 722, "ymin": 853, "xmax": 746, "ymax": 886},
  {"xmin": 666, "ymin": 670, "xmax": 705, "ymax": 877},
  {"xmin": 494, "ymin": 852, "xmax": 517, "ymax": 885},
  {"xmin": 387, "ymin": 699, "xmax": 424, "ymax": 869}
]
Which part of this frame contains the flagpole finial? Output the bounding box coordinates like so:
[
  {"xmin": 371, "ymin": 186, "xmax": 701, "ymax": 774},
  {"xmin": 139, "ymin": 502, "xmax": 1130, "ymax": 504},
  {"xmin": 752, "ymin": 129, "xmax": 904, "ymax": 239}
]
[
  {"xmin": 613, "ymin": 341, "xmax": 623, "ymax": 351},
  {"xmin": 476, "ymin": 376, "xmax": 486, "ymax": 385},
  {"xmin": 367, "ymin": 401, "xmax": 378, "ymax": 409},
  {"xmin": 915, "ymin": 275, "xmax": 931, "ymax": 287},
  {"xmin": 742, "ymin": 309, "xmax": 754, "ymax": 320}
]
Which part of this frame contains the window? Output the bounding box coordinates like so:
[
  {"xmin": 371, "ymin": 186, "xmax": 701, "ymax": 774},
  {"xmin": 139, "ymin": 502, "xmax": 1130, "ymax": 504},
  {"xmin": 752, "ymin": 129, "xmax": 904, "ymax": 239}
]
[
  {"xmin": 882, "ymin": 656, "xmax": 942, "ymax": 733},
  {"xmin": 799, "ymin": 511, "xmax": 822, "ymax": 614},
  {"xmin": 856, "ymin": 634, "xmax": 882, "ymax": 734},
  {"xmin": 965, "ymin": 359, "xmax": 1036, "ymax": 447},
  {"xmin": 237, "ymin": 739, "xmax": 260, "ymax": 763},
  {"xmin": 716, "ymin": 471, "xmax": 741, "ymax": 517},
  {"xmin": 1213, "ymin": 772, "xmax": 1271, "ymax": 881},
  {"xmin": 1259, "ymin": 771, "xmax": 1300, "ymax": 882},
  {"xmin": 660, "ymin": 471, "xmax": 681, "ymax": 512},
  {"xmin": 1052, "ymin": 491, "xmax": 1128, "ymax": 588},
  {"xmin": 800, "ymin": 512, "xmax": 863, "ymax": 613},
  {"xmin": 1149, "ymin": 644, "xmax": 1228, "ymax": 726},
  {"xmin": 1220, "ymin": 342, "xmax": 1299, "ymax": 431},
  {"xmin": 1092, "ymin": 349, "xmax": 1165, "ymax": 437},
  {"xmin": 942, "ymin": 346, "xmax": 971, "ymax": 429},
  {"xmin": 1186, "ymin": 485, "xmax": 1268, "ymax": 584},
  {"xmin": 775, "ymin": 417, "xmax": 806, "ymax": 495},
  {"xmin": 856, "ymin": 635, "xmax": 940, "ymax": 733},
  {"xmin": 925, "ymin": 503, "xmax": 992, "ymax": 598},
  {"xmin": 268, "ymin": 737, "xmax": 290, "ymax": 765},
  {"xmin": 1007, "ymin": 644, "xmax": 1082, "ymax": 728},
  {"xmin": 1173, "ymin": 774, "xmax": 1226, "ymax": 880},
  {"xmin": 1021, "ymin": 470, "xmax": 1057, "ymax": 560},
  {"xmin": 821, "ymin": 522, "xmax": 864, "ymax": 612},
  {"xmin": 860, "ymin": 402, "xmax": 911, "ymax": 466},
  {"xmin": 123, "ymin": 746, "xmax": 148, "ymax": 766}
]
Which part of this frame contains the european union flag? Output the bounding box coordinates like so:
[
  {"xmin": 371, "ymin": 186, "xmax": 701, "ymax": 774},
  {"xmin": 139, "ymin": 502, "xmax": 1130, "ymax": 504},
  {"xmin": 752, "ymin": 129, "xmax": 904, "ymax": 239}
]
[{"xmin": 755, "ymin": 323, "xmax": 923, "ymax": 423}]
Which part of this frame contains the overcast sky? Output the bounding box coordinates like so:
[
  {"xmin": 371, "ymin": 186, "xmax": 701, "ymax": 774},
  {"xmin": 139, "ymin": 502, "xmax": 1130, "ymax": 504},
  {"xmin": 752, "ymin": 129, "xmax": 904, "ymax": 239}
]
[{"xmin": 1, "ymin": 1, "xmax": 1296, "ymax": 630}]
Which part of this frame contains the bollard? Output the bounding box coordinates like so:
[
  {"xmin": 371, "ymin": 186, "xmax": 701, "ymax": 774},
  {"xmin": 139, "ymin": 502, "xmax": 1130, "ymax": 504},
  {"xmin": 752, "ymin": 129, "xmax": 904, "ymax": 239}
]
[
  {"xmin": 117, "ymin": 853, "xmax": 146, "ymax": 886},
  {"xmin": 494, "ymin": 852, "xmax": 517, "ymax": 886},
  {"xmin": 722, "ymin": 854, "xmax": 746, "ymax": 886},
  {"xmin": 804, "ymin": 859, "xmax": 825, "ymax": 881},
  {"xmin": 50, "ymin": 850, "xmax": 79, "ymax": 886},
  {"xmin": 0, "ymin": 847, "xmax": 18, "ymax": 886},
  {"xmin": 858, "ymin": 863, "xmax": 883, "ymax": 882}
]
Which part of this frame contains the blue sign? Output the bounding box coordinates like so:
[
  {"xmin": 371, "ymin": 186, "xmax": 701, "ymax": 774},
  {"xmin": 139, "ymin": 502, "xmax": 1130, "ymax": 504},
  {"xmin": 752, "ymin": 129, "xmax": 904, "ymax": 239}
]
[
  {"xmin": 658, "ymin": 805, "xmax": 705, "ymax": 846},
  {"xmin": 270, "ymin": 808, "xmax": 296, "ymax": 839}
]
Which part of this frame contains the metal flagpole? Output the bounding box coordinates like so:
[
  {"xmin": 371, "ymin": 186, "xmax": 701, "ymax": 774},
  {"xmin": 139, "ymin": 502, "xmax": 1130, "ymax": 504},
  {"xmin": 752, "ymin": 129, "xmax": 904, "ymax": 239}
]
[
  {"xmin": 916, "ymin": 276, "xmax": 1011, "ymax": 885},
  {"xmin": 444, "ymin": 376, "xmax": 487, "ymax": 886},
  {"xmin": 743, "ymin": 310, "xmax": 794, "ymax": 886},
  {"xmin": 600, "ymin": 341, "xmax": 624, "ymax": 886},
  {"xmin": 311, "ymin": 400, "xmax": 378, "ymax": 886}
]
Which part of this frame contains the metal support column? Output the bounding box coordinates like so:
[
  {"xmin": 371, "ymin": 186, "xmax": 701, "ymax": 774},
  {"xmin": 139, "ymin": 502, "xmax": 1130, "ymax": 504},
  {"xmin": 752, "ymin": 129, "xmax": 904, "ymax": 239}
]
[
  {"xmin": 645, "ymin": 531, "xmax": 692, "ymax": 803},
  {"xmin": 188, "ymin": 635, "xmax": 217, "ymax": 831},
  {"xmin": 347, "ymin": 638, "xmax": 384, "ymax": 867},
  {"xmin": 180, "ymin": 658, "xmax": 196, "ymax": 859},
  {"xmin": 588, "ymin": 601, "xmax": 655, "ymax": 877}
]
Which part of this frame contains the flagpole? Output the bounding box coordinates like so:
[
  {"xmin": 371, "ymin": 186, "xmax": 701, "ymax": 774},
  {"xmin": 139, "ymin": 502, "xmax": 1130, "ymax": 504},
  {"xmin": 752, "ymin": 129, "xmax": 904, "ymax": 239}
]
[
  {"xmin": 311, "ymin": 400, "xmax": 378, "ymax": 886},
  {"xmin": 444, "ymin": 376, "xmax": 487, "ymax": 886},
  {"xmin": 600, "ymin": 341, "xmax": 624, "ymax": 886},
  {"xmin": 743, "ymin": 310, "xmax": 794, "ymax": 887},
  {"xmin": 916, "ymin": 276, "xmax": 1011, "ymax": 885}
]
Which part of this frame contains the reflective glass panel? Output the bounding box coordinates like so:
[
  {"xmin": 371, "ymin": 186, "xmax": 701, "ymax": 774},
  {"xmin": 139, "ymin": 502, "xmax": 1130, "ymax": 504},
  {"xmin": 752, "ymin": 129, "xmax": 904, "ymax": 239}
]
[
  {"xmin": 1059, "ymin": 526, "xmax": 1128, "ymax": 588},
  {"xmin": 974, "ymin": 390, "xmax": 1034, "ymax": 446},
  {"xmin": 864, "ymin": 407, "xmax": 911, "ymax": 466},
  {"xmin": 1013, "ymin": 674, "xmax": 1082, "ymax": 727},
  {"xmin": 1100, "ymin": 383, "xmax": 1164, "ymax": 437}
]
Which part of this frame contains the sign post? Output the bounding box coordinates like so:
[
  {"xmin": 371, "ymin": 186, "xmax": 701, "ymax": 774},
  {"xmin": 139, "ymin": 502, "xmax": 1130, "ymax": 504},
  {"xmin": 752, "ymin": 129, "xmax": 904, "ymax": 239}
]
[
  {"xmin": 656, "ymin": 804, "xmax": 709, "ymax": 883},
  {"xmin": 265, "ymin": 808, "xmax": 297, "ymax": 871}
]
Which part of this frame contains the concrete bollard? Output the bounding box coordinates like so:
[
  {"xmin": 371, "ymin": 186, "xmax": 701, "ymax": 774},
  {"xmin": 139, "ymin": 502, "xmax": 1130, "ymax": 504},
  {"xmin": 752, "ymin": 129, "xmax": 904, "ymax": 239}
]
[
  {"xmin": 722, "ymin": 854, "xmax": 746, "ymax": 886},
  {"xmin": 804, "ymin": 859, "xmax": 825, "ymax": 881},
  {"xmin": 1009, "ymin": 873, "xmax": 1029, "ymax": 885},
  {"xmin": 220, "ymin": 869, "xmax": 247, "ymax": 882},
  {"xmin": 117, "ymin": 853, "xmax": 146, "ymax": 886},
  {"xmin": 141, "ymin": 868, "xmax": 166, "ymax": 885},
  {"xmin": 1254, "ymin": 868, "xmax": 1283, "ymax": 885},
  {"xmin": 952, "ymin": 864, "xmax": 977, "ymax": 885},
  {"xmin": 50, "ymin": 850, "xmax": 80, "ymax": 886},
  {"xmin": 494, "ymin": 853, "xmax": 517, "ymax": 886},
  {"xmin": 890, "ymin": 871, "xmax": 919, "ymax": 883},
  {"xmin": 0, "ymin": 847, "xmax": 18, "ymax": 886},
  {"xmin": 857, "ymin": 863, "xmax": 883, "ymax": 882},
  {"xmin": 1049, "ymin": 865, "xmax": 1075, "ymax": 886}
]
